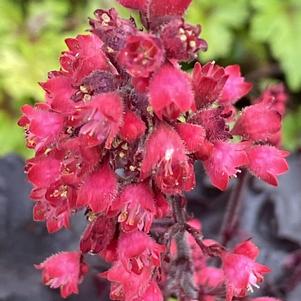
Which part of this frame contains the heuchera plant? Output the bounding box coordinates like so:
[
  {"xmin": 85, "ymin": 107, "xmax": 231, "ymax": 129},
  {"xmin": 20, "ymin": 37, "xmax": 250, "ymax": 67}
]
[{"xmin": 18, "ymin": 0, "xmax": 289, "ymax": 300}]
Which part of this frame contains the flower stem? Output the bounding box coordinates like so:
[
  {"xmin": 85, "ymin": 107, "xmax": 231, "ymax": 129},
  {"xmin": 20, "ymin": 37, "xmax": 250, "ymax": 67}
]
[
  {"xmin": 219, "ymin": 169, "xmax": 249, "ymax": 246},
  {"xmin": 185, "ymin": 224, "xmax": 224, "ymax": 257},
  {"xmin": 169, "ymin": 197, "xmax": 198, "ymax": 300}
]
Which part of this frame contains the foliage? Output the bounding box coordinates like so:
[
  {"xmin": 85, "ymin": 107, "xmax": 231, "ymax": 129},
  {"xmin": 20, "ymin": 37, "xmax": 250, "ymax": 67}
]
[
  {"xmin": 283, "ymin": 108, "xmax": 301, "ymax": 151},
  {"xmin": 187, "ymin": 0, "xmax": 250, "ymax": 60},
  {"xmin": 251, "ymin": 0, "xmax": 301, "ymax": 91}
]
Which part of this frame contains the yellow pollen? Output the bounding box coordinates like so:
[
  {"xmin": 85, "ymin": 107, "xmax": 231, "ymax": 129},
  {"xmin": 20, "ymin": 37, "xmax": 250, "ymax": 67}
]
[
  {"xmin": 80, "ymin": 85, "xmax": 89, "ymax": 94},
  {"xmin": 129, "ymin": 165, "xmax": 136, "ymax": 171},
  {"xmin": 180, "ymin": 34, "xmax": 187, "ymax": 42},
  {"xmin": 118, "ymin": 211, "xmax": 128, "ymax": 222},
  {"xmin": 177, "ymin": 115, "xmax": 186, "ymax": 123},
  {"xmin": 189, "ymin": 40, "xmax": 196, "ymax": 48},
  {"xmin": 83, "ymin": 94, "xmax": 91, "ymax": 102},
  {"xmin": 102, "ymin": 13, "xmax": 111, "ymax": 23},
  {"xmin": 121, "ymin": 143, "xmax": 129, "ymax": 151},
  {"xmin": 87, "ymin": 212, "xmax": 98, "ymax": 222}
]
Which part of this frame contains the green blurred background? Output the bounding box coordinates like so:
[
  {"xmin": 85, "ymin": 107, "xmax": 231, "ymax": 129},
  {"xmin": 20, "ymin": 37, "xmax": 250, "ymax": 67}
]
[{"xmin": 0, "ymin": 0, "xmax": 301, "ymax": 157}]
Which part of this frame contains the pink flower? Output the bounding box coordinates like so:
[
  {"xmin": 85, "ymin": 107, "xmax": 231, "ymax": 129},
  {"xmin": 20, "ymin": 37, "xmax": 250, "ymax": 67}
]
[
  {"xmin": 35, "ymin": 251, "xmax": 88, "ymax": 298},
  {"xmin": 219, "ymin": 65, "xmax": 252, "ymax": 105},
  {"xmin": 31, "ymin": 180, "xmax": 76, "ymax": 233},
  {"xmin": 90, "ymin": 8, "xmax": 136, "ymax": 52},
  {"xmin": 118, "ymin": 231, "xmax": 165, "ymax": 274},
  {"xmin": 149, "ymin": 64, "xmax": 194, "ymax": 120},
  {"xmin": 160, "ymin": 18, "xmax": 207, "ymax": 61},
  {"xmin": 176, "ymin": 123, "xmax": 206, "ymax": 153},
  {"xmin": 148, "ymin": 0, "xmax": 192, "ymax": 19},
  {"xmin": 77, "ymin": 163, "xmax": 118, "ymax": 213},
  {"xmin": 118, "ymin": 0, "xmax": 192, "ymax": 21},
  {"xmin": 102, "ymin": 261, "xmax": 152, "ymax": 301},
  {"xmin": 33, "ymin": 199, "xmax": 71, "ymax": 233},
  {"xmin": 80, "ymin": 216, "xmax": 116, "ymax": 254},
  {"xmin": 141, "ymin": 124, "xmax": 195, "ymax": 194},
  {"xmin": 60, "ymin": 34, "xmax": 112, "ymax": 84},
  {"xmin": 79, "ymin": 92, "xmax": 123, "ymax": 148},
  {"xmin": 192, "ymin": 62, "xmax": 228, "ymax": 108},
  {"xmin": 41, "ymin": 73, "xmax": 75, "ymax": 114},
  {"xmin": 27, "ymin": 155, "xmax": 61, "ymax": 188},
  {"xmin": 136, "ymin": 281, "xmax": 163, "ymax": 301},
  {"xmin": 119, "ymin": 111, "xmax": 146, "ymax": 142},
  {"xmin": 56, "ymin": 138, "xmax": 100, "ymax": 185},
  {"xmin": 203, "ymin": 141, "xmax": 249, "ymax": 190},
  {"xmin": 118, "ymin": 33, "xmax": 164, "ymax": 78},
  {"xmin": 231, "ymin": 101, "xmax": 281, "ymax": 143},
  {"xmin": 190, "ymin": 107, "xmax": 230, "ymax": 141},
  {"xmin": 196, "ymin": 266, "xmax": 224, "ymax": 287},
  {"xmin": 222, "ymin": 241, "xmax": 271, "ymax": 301},
  {"xmin": 247, "ymin": 145, "xmax": 289, "ymax": 186},
  {"xmin": 18, "ymin": 104, "xmax": 64, "ymax": 150},
  {"xmin": 259, "ymin": 83, "xmax": 288, "ymax": 116},
  {"xmin": 111, "ymin": 183, "xmax": 156, "ymax": 232},
  {"xmin": 196, "ymin": 266, "xmax": 224, "ymax": 301}
]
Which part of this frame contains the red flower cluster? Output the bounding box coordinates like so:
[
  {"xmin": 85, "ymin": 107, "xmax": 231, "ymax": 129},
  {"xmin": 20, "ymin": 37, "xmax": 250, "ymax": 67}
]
[{"xmin": 19, "ymin": 0, "xmax": 288, "ymax": 300}]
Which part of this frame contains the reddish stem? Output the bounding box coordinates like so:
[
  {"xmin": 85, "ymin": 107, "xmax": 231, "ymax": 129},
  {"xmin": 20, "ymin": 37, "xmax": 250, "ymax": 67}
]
[{"xmin": 219, "ymin": 169, "xmax": 249, "ymax": 246}]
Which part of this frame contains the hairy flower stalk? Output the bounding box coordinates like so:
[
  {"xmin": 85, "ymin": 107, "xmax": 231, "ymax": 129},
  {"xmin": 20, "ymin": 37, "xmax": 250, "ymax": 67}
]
[{"xmin": 19, "ymin": 0, "xmax": 289, "ymax": 300}]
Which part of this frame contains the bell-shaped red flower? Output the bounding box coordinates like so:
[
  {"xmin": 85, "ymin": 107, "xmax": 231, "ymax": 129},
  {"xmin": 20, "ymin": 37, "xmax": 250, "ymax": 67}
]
[
  {"xmin": 79, "ymin": 92, "xmax": 123, "ymax": 148},
  {"xmin": 90, "ymin": 8, "xmax": 137, "ymax": 53},
  {"xmin": 141, "ymin": 124, "xmax": 195, "ymax": 194},
  {"xmin": 192, "ymin": 62, "xmax": 228, "ymax": 108},
  {"xmin": 160, "ymin": 18, "xmax": 207, "ymax": 61},
  {"xmin": 231, "ymin": 101, "xmax": 281, "ymax": 143},
  {"xmin": 118, "ymin": 0, "xmax": 192, "ymax": 21},
  {"xmin": 19, "ymin": 104, "xmax": 64, "ymax": 150},
  {"xmin": 118, "ymin": 33, "xmax": 164, "ymax": 78},
  {"xmin": 247, "ymin": 145, "xmax": 289, "ymax": 186},
  {"xmin": 60, "ymin": 35, "xmax": 115, "ymax": 85},
  {"xmin": 41, "ymin": 73, "xmax": 76, "ymax": 114},
  {"xmin": 137, "ymin": 281, "xmax": 163, "ymax": 301},
  {"xmin": 219, "ymin": 65, "xmax": 252, "ymax": 105},
  {"xmin": 222, "ymin": 241, "xmax": 271, "ymax": 301},
  {"xmin": 102, "ymin": 261, "xmax": 152, "ymax": 301},
  {"xmin": 203, "ymin": 142, "xmax": 249, "ymax": 190},
  {"xmin": 176, "ymin": 123, "xmax": 206, "ymax": 153},
  {"xmin": 147, "ymin": 0, "xmax": 192, "ymax": 20},
  {"xmin": 195, "ymin": 266, "xmax": 225, "ymax": 300},
  {"xmin": 77, "ymin": 163, "xmax": 118, "ymax": 213},
  {"xmin": 119, "ymin": 111, "xmax": 146, "ymax": 142},
  {"xmin": 80, "ymin": 216, "xmax": 116, "ymax": 254},
  {"xmin": 27, "ymin": 155, "xmax": 61, "ymax": 188},
  {"xmin": 258, "ymin": 83, "xmax": 288, "ymax": 116},
  {"xmin": 60, "ymin": 34, "xmax": 112, "ymax": 84},
  {"xmin": 33, "ymin": 198, "xmax": 71, "ymax": 233},
  {"xmin": 118, "ymin": 231, "xmax": 165, "ymax": 274},
  {"xmin": 190, "ymin": 107, "xmax": 231, "ymax": 142},
  {"xmin": 111, "ymin": 183, "xmax": 156, "ymax": 232},
  {"xmin": 35, "ymin": 251, "xmax": 88, "ymax": 298},
  {"xmin": 149, "ymin": 63, "xmax": 194, "ymax": 120}
]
